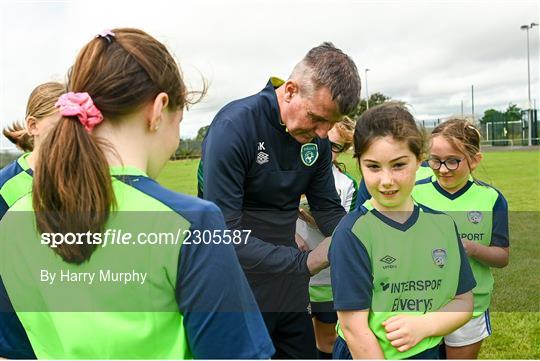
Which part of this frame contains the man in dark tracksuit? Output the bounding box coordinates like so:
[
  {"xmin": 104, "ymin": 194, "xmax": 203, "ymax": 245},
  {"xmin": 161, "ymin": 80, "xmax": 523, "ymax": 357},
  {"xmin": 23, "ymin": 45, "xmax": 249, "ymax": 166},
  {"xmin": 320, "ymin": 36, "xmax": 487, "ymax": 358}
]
[{"xmin": 198, "ymin": 43, "xmax": 361, "ymax": 359}]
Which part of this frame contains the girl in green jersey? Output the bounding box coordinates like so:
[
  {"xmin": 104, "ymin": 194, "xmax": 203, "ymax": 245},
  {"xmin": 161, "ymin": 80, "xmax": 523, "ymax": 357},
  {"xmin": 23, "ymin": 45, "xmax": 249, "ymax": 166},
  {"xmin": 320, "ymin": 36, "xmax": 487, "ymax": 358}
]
[
  {"xmin": 330, "ymin": 102, "xmax": 475, "ymax": 359},
  {"xmin": 1, "ymin": 28, "xmax": 272, "ymax": 359},
  {"xmin": 413, "ymin": 118, "xmax": 509, "ymax": 359},
  {"xmin": 0, "ymin": 82, "xmax": 64, "ymax": 359}
]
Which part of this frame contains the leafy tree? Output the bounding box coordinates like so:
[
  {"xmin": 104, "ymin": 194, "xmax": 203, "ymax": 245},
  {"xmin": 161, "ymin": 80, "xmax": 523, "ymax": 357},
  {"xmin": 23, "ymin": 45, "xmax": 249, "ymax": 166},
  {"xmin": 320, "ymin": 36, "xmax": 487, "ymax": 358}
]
[
  {"xmin": 480, "ymin": 109, "xmax": 505, "ymax": 124},
  {"xmin": 196, "ymin": 125, "xmax": 209, "ymax": 141},
  {"xmin": 480, "ymin": 104, "xmax": 522, "ymax": 124},
  {"xmin": 349, "ymin": 92, "xmax": 391, "ymax": 119},
  {"xmin": 504, "ymin": 104, "xmax": 522, "ymax": 123}
]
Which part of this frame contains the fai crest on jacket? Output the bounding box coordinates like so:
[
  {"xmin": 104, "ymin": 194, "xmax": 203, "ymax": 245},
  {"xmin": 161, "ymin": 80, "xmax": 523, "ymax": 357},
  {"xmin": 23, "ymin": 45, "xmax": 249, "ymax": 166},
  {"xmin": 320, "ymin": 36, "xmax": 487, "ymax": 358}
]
[
  {"xmin": 432, "ymin": 248, "xmax": 447, "ymax": 268},
  {"xmin": 300, "ymin": 143, "xmax": 319, "ymax": 167}
]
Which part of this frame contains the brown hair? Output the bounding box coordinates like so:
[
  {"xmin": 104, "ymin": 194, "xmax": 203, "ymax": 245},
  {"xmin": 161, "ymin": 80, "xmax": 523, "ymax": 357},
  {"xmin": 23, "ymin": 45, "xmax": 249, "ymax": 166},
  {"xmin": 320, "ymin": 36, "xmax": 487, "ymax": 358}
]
[
  {"xmin": 431, "ymin": 118, "xmax": 481, "ymax": 167},
  {"xmin": 290, "ymin": 42, "xmax": 361, "ymax": 116},
  {"xmin": 353, "ymin": 102, "xmax": 425, "ymax": 160},
  {"xmin": 33, "ymin": 28, "xmax": 202, "ymax": 264},
  {"xmin": 3, "ymin": 82, "xmax": 65, "ymax": 151}
]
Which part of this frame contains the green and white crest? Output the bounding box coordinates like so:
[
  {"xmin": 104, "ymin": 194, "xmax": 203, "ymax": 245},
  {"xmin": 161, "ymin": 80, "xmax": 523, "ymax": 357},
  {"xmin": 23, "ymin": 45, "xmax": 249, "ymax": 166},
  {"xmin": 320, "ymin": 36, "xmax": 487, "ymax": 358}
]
[
  {"xmin": 300, "ymin": 143, "xmax": 319, "ymax": 166},
  {"xmin": 432, "ymin": 248, "xmax": 447, "ymax": 268}
]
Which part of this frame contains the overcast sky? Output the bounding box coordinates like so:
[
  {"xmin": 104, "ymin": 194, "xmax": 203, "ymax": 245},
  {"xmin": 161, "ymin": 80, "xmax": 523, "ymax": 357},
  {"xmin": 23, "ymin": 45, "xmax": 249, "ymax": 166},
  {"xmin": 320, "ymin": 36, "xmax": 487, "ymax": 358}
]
[{"xmin": 0, "ymin": 0, "xmax": 538, "ymax": 149}]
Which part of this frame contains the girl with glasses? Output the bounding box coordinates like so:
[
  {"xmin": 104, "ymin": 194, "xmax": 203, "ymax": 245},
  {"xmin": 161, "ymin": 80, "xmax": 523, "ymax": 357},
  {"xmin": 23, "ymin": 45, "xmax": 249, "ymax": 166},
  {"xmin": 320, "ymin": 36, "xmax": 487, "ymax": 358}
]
[
  {"xmin": 295, "ymin": 116, "xmax": 357, "ymax": 359},
  {"xmin": 412, "ymin": 118, "xmax": 509, "ymax": 359}
]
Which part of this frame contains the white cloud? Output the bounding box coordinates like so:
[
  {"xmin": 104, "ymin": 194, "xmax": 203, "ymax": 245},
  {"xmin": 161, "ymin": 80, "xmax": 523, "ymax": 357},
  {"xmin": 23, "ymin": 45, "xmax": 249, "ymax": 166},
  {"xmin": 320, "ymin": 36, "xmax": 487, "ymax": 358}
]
[{"xmin": 1, "ymin": 0, "xmax": 538, "ymax": 149}]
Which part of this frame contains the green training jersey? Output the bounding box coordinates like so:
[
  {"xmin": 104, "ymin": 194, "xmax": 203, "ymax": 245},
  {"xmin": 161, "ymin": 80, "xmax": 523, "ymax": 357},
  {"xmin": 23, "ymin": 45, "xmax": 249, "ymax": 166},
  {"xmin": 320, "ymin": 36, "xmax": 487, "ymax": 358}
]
[
  {"xmin": 0, "ymin": 166, "xmax": 273, "ymax": 359},
  {"xmin": 0, "ymin": 152, "xmax": 37, "ymax": 359},
  {"xmin": 412, "ymin": 176, "xmax": 509, "ymax": 316},
  {"xmin": 0, "ymin": 153, "xmax": 32, "ymax": 211},
  {"xmin": 329, "ymin": 200, "xmax": 475, "ymax": 359}
]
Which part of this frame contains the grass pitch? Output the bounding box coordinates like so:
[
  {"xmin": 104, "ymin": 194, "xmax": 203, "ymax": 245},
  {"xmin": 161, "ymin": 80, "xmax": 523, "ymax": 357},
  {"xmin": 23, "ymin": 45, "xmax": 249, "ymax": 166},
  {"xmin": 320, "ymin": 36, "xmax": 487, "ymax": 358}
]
[{"xmin": 158, "ymin": 149, "xmax": 539, "ymax": 359}]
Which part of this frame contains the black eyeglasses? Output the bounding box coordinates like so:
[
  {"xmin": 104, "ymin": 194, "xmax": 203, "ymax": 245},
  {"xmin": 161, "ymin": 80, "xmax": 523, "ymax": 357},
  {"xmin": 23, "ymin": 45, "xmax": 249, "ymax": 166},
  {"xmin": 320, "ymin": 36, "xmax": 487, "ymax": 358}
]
[
  {"xmin": 330, "ymin": 141, "xmax": 346, "ymax": 153},
  {"xmin": 428, "ymin": 157, "xmax": 464, "ymax": 171}
]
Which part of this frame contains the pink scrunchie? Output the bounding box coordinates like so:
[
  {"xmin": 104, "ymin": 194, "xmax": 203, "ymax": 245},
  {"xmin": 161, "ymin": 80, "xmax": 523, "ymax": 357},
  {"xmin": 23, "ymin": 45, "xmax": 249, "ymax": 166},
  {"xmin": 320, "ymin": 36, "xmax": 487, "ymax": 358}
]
[{"xmin": 55, "ymin": 92, "xmax": 104, "ymax": 132}]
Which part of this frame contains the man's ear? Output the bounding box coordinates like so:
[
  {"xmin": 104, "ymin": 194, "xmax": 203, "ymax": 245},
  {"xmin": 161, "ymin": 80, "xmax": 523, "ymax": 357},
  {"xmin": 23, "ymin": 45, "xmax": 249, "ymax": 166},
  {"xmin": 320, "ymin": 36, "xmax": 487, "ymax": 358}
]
[
  {"xmin": 283, "ymin": 80, "xmax": 299, "ymax": 103},
  {"xmin": 26, "ymin": 116, "xmax": 37, "ymax": 136},
  {"xmin": 148, "ymin": 92, "xmax": 170, "ymax": 131}
]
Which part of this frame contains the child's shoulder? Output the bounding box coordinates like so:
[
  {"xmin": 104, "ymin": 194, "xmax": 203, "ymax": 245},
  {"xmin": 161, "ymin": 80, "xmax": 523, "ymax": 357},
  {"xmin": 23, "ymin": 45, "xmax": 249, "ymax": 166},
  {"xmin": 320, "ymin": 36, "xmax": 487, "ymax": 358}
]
[
  {"xmin": 417, "ymin": 202, "xmax": 457, "ymax": 228},
  {"xmin": 473, "ymin": 179, "xmax": 505, "ymax": 196}
]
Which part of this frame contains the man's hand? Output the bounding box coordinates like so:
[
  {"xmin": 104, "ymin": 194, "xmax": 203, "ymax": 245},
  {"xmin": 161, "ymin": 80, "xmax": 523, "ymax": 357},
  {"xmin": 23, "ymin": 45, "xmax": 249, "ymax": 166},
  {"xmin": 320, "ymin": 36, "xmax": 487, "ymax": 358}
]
[{"xmin": 307, "ymin": 237, "xmax": 331, "ymax": 275}]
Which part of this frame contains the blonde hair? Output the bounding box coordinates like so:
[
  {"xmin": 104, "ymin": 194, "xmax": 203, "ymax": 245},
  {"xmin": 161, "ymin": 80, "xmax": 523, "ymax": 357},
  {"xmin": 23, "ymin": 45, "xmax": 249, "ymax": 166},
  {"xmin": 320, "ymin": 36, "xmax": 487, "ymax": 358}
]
[
  {"xmin": 334, "ymin": 116, "xmax": 355, "ymax": 150},
  {"xmin": 431, "ymin": 117, "xmax": 481, "ymax": 165},
  {"xmin": 2, "ymin": 82, "xmax": 65, "ymax": 151}
]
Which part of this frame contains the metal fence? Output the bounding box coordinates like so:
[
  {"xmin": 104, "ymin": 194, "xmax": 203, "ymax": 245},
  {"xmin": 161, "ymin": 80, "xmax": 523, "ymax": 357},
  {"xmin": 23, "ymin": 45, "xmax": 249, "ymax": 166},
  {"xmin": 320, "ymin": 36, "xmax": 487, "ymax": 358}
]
[{"xmin": 418, "ymin": 109, "xmax": 539, "ymax": 147}]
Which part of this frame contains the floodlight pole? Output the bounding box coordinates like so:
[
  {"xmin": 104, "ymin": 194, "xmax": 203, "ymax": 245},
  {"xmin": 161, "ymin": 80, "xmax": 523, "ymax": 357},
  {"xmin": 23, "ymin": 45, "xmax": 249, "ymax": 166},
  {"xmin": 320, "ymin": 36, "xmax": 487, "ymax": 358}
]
[
  {"xmin": 365, "ymin": 68, "xmax": 370, "ymax": 109},
  {"xmin": 521, "ymin": 22, "xmax": 538, "ymax": 146},
  {"xmin": 471, "ymin": 85, "xmax": 475, "ymax": 122}
]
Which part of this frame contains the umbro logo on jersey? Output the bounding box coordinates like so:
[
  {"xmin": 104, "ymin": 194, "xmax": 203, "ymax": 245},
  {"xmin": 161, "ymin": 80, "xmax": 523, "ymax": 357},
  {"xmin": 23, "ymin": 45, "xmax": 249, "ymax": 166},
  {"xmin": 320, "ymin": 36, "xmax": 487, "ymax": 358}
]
[
  {"xmin": 256, "ymin": 152, "xmax": 269, "ymax": 165},
  {"xmin": 256, "ymin": 141, "xmax": 269, "ymax": 165},
  {"xmin": 467, "ymin": 211, "xmax": 483, "ymax": 224},
  {"xmin": 380, "ymin": 282, "xmax": 390, "ymax": 291},
  {"xmin": 380, "ymin": 255, "xmax": 396, "ymax": 264},
  {"xmin": 380, "ymin": 255, "xmax": 397, "ymax": 269}
]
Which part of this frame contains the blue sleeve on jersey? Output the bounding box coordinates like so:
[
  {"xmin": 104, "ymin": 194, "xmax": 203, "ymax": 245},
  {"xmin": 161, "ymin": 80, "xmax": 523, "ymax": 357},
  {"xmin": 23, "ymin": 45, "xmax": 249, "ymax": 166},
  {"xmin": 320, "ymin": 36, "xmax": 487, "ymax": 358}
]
[
  {"xmin": 0, "ymin": 198, "xmax": 8, "ymax": 220},
  {"xmin": 329, "ymin": 212, "xmax": 373, "ymax": 310},
  {"xmin": 490, "ymin": 192, "xmax": 509, "ymax": 247},
  {"xmin": 415, "ymin": 176, "xmax": 433, "ymax": 185},
  {"xmin": 0, "ymin": 161, "xmax": 36, "ymax": 359},
  {"xmin": 0, "ymin": 277, "xmax": 36, "ymax": 359},
  {"xmin": 200, "ymin": 115, "xmax": 310, "ymax": 276},
  {"xmin": 305, "ymin": 141, "xmax": 346, "ymax": 236},
  {"xmin": 176, "ymin": 203, "xmax": 274, "ymax": 359},
  {"xmin": 355, "ymin": 178, "xmax": 371, "ymax": 210},
  {"xmin": 453, "ymin": 223, "xmax": 477, "ymax": 296}
]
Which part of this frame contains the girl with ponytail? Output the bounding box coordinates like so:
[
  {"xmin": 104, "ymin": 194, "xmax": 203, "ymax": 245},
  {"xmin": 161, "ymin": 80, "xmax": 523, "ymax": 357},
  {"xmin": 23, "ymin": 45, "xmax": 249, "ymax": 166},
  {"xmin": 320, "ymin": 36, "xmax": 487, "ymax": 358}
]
[
  {"xmin": 0, "ymin": 28, "xmax": 273, "ymax": 359},
  {"xmin": 0, "ymin": 81, "xmax": 64, "ymax": 360}
]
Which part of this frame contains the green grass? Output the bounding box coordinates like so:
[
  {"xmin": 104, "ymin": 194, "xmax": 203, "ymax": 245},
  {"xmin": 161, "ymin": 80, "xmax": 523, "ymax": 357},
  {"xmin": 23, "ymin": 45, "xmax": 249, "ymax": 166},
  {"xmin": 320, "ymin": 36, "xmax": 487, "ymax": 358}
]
[
  {"xmin": 158, "ymin": 149, "xmax": 540, "ymax": 359},
  {"xmin": 157, "ymin": 158, "xmax": 200, "ymax": 196}
]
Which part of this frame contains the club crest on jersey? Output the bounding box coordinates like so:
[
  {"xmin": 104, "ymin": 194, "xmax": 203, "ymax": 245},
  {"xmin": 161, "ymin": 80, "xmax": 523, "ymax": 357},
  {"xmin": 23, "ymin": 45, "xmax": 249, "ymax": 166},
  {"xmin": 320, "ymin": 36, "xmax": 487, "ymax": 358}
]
[
  {"xmin": 467, "ymin": 211, "xmax": 483, "ymax": 224},
  {"xmin": 432, "ymin": 248, "xmax": 447, "ymax": 268},
  {"xmin": 300, "ymin": 143, "xmax": 319, "ymax": 167}
]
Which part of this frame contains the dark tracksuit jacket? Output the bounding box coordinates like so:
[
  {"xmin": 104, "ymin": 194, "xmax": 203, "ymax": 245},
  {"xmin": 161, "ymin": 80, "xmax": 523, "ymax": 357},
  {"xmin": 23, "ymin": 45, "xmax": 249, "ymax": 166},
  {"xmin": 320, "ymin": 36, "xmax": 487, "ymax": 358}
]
[{"xmin": 198, "ymin": 78, "xmax": 346, "ymax": 312}]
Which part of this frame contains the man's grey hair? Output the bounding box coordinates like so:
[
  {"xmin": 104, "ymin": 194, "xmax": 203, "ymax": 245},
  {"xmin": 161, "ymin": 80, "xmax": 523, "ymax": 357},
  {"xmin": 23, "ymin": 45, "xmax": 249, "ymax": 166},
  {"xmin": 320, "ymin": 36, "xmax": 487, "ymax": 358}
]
[{"xmin": 289, "ymin": 42, "xmax": 361, "ymax": 116}]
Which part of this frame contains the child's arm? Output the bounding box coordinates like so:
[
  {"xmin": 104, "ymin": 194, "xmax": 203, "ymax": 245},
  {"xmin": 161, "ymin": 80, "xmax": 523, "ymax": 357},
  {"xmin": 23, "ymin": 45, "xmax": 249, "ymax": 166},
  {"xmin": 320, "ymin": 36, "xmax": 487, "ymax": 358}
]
[
  {"xmin": 461, "ymin": 241, "xmax": 509, "ymax": 268},
  {"xmin": 383, "ymin": 291, "xmax": 474, "ymax": 353},
  {"xmin": 338, "ymin": 310, "xmax": 385, "ymax": 359}
]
